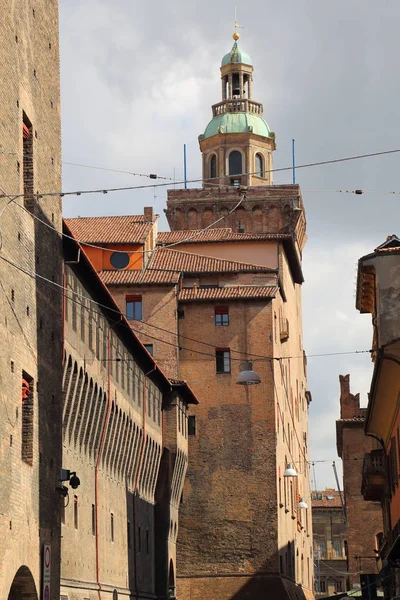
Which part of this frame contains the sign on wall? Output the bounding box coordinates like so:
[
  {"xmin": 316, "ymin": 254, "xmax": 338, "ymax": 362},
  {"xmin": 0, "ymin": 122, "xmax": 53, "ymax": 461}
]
[{"xmin": 42, "ymin": 544, "xmax": 51, "ymax": 600}]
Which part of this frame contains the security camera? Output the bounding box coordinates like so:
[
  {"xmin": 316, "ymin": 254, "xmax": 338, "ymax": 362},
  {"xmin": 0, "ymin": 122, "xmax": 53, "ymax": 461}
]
[{"xmin": 69, "ymin": 473, "xmax": 80, "ymax": 489}]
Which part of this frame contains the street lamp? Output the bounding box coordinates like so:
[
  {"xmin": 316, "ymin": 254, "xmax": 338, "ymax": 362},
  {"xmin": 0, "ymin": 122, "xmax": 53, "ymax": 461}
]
[
  {"xmin": 236, "ymin": 361, "xmax": 261, "ymax": 385},
  {"xmin": 297, "ymin": 497, "xmax": 308, "ymax": 509},
  {"xmin": 283, "ymin": 463, "xmax": 298, "ymax": 477}
]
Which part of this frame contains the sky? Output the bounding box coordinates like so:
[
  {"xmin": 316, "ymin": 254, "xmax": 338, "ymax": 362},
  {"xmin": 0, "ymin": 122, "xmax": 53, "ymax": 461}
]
[{"xmin": 59, "ymin": 0, "xmax": 400, "ymax": 490}]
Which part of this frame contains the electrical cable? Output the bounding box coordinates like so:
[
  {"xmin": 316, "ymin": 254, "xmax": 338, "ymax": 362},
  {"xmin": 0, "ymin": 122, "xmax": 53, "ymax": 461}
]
[
  {"xmin": 5, "ymin": 189, "xmax": 249, "ymax": 256},
  {"xmin": 0, "ymin": 252, "xmax": 373, "ymax": 364},
  {"xmin": 2, "ymin": 147, "xmax": 400, "ymax": 200}
]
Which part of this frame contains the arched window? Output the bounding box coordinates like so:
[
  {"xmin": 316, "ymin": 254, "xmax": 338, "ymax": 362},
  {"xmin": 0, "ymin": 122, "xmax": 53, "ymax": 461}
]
[
  {"xmin": 255, "ymin": 153, "xmax": 264, "ymax": 177},
  {"xmin": 209, "ymin": 154, "xmax": 217, "ymax": 180},
  {"xmin": 333, "ymin": 540, "xmax": 341, "ymax": 557},
  {"xmin": 229, "ymin": 151, "xmax": 242, "ymax": 176}
]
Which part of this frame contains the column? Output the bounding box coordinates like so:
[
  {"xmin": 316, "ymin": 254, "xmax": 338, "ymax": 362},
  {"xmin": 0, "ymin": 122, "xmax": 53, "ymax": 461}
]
[
  {"xmin": 248, "ymin": 76, "xmax": 253, "ymax": 99},
  {"xmin": 221, "ymin": 77, "xmax": 226, "ymax": 101},
  {"xmin": 239, "ymin": 72, "xmax": 244, "ymax": 98}
]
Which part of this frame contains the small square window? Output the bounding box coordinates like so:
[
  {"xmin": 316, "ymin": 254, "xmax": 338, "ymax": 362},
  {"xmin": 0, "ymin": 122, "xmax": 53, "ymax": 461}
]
[
  {"xmin": 126, "ymin": 295, "xmax": 142, "ymax": 320},
  {"xmin": 216, "ymin": 349, "xmax": 230, "ymax": 374},
  {"xmin": 188, "ymin": 415, "xmax": 196, "ymax": 436},
  {"xmin": 144, "ymin": 344, "xmax": 153, "ymax": 356},
  {"xmin": 215, "ymin": 307, "xmax": 229, "ymax": 326},
  {"xmin": 178, "ymin": 310, "xmax": 185, "ymax": 320}
]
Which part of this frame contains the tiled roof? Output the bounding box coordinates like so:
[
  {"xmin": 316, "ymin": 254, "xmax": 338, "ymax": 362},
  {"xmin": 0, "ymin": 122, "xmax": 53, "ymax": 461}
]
[
  {"xmin": 179, "ymin": 285, "xmax": 277, "ymax": 302},
  {"xmin": 158, "ymin": 228, "xmax": 291, "ymax": 245},
  {"xmin": 151, "ymin": 247, "xmax": 274, "ymax": 274},
  {"xmin": 337, "ymin": 416, "xmax": 365, "ymax": 423},
  {"xmin": 311, "ymin": 489, "xmax": 343, "ymax": 508},
  {"xmin": 65, "ymin": 215, "xmax": 155, "ymax": 244},
  {"xmin": 99, "ymin": 268, "xmax": 180, "ymax": 286}
]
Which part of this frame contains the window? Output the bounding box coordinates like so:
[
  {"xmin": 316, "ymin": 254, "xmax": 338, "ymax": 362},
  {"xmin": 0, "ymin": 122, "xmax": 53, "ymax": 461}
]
[
  {"xmin": 177, "ymin": 310, "xmax": 185, "ymax": 320},
  {"xmin": 188, "ymin": 415, "xmax": 196, "ymax": 436},
  {"xmin": 22, "ymin": 112, "xmax": 34, "ymax": 208},
  {"xmin": 110, "ymin": 251, "xmax": 130, "ymax": 269},
  {"xmin": 126, "ymin": 295, "xmax": 142, "ymax": 321},
  {"xmin": 215, "ymin": 306, "xmax": 229, "ymax": 326},
  {"xmin": 74, "ymin": 495, "xmax": 78, "ymax": 529},
  {"xmin": 210, "ymin": 154, "xmax": 217, "ymax": 180},
  {"xmin": 92, "ymin": 504, "xmax": 96, "ymax": 536},
  {"xmin": 127, "ymin": 520, "xmax": 131, "ymax": 549},
  {"xmin": 255, "ymin": 153, "xmax": 264, "ymax": 177},
  {"xmin": 216, "ymin": 349, "xmax": 230, "ymax": 374},
  {"xmin": 21, "ymin": 372, "xmax": 34, "ymax": 465},
  {"xmin": 335, "ymin": 580, "xmax": 343, "ymax": 593},
  {"xmin": 111, "ymin": 513, "xmax": 114, "ymax": 542},
  {"xmin": 229, "ymin": 150, "xmax": 242, "ymax": 175},
  {"xmin": 333, "ymin": 540, "xmax": 341, "ymax": 557},
  {"xmin": 319, "ymin": 580, "xmax": 326, "ymax": 593},
  {"xmin": 144, "ymin": 344, "xmax": 153, "ymax": 356}
]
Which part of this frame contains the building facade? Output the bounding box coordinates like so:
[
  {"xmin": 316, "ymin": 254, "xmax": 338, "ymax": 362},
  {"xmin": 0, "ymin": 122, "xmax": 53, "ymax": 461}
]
[
  {"xmin": 0, "ymin": 2, "xmax": 63, "ymax": 599},
  {"xmin": 336, "ymin": 374, "xmax": 383, "ymax": 594},
  {"xmin": 67, "ymin": 34, "xmax": 314, "ymax": 600},
  {"xmin": 312, "ymin": 489, "xmax": 348, "ymax": 598},
  {"xmin": 356, "ymin": 235, "xmax": 400, "ymax": 599},
  {"xmin": 60, "ymin": 226, "xmax": 198, "ymax": 600}
]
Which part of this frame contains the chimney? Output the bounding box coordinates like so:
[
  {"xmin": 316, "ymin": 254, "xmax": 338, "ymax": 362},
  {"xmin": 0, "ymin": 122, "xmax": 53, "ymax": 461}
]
[
  {"xmin": 144, "ymin": 206, "xmax": 154, "ymax": 222},
  {"xmin": 339, "ymin": 374, "xmax": 361, "ymax": 419}
]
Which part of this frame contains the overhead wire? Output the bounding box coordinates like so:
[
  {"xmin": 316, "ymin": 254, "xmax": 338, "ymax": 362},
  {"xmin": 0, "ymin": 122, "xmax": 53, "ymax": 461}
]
[
  {"xmin": 1, "ymin": 147, "xmax": 400, "ymax": 200},
  {"xmin": 0, "ymin": 250, "xmax": 373, "ymax": 365}
]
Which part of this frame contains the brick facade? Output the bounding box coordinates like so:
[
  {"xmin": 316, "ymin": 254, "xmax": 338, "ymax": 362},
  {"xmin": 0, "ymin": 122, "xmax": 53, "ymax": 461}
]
[
  {"xmin": 0, "ymin": 2, "xmax": 63, "ymax": 598},
  {"xmin": 336, "ymin": 375, "xmax": 382, "ymax": 590}
]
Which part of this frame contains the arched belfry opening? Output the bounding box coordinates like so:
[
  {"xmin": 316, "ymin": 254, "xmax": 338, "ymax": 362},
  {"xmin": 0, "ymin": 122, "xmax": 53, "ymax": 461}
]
[{"xmin": 8, "ymin": 566, "xmax": 38, "ymax": 600}]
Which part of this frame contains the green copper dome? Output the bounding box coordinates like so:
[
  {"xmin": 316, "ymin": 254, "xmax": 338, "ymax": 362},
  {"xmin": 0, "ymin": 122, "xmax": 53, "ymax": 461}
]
[
  {"xmin": 221, "ymin": 41, "xmax": 252, "ymax": 67},
  {"xmin": 203, "ymin": 112, "xmax": 272, "ymax": 140}
]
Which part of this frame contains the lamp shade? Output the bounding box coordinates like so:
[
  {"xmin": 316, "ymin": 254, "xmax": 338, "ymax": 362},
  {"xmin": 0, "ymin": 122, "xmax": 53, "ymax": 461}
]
[
  {"xmin": 297, "ymin": 497, "xmax": 308, "ymax": 509},
  {"xmin": 236, "ymin": 362, "xmax": 261, "ymax": 385},
  {"xmin": 283, "ymin": 463, "xmax": 298, "ymax": 478}
]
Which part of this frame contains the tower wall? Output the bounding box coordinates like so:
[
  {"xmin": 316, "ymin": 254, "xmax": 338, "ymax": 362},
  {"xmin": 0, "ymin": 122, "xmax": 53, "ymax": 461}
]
[{"xmin": 0, "ymin": 2, "xmax": 63, "ymax": 598}]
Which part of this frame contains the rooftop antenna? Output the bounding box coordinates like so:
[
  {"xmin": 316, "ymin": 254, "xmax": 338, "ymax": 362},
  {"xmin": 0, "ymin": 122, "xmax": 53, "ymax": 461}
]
[
  {"xmin": 183, "ymin": 144, "xmax": 187, "ymax": 189},
  {"xmin": 292, "ymin": 138, "xmax": 296, "ymax": 184}
]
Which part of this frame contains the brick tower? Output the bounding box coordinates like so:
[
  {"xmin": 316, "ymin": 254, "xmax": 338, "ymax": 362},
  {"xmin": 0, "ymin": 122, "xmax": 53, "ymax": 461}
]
[
  {"xmin": 165, "ymin": 34, "xmax": 313, "ymax": 600},
  {"xmin": 0, "ymin": 2, "xmax": 63, "ymax": 598}
]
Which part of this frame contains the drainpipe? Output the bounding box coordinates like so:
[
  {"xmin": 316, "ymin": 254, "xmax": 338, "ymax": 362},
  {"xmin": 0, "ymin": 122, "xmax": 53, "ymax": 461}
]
[{"xmin": 95, "ymin": 331, "xmax": 112, "ymax": 600}]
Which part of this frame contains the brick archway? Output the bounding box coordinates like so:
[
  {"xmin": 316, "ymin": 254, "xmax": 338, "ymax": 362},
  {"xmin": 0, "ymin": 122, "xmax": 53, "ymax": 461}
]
[{"xmin": 8, "ymin": 566, "xmax": 38, "ymax": 600}]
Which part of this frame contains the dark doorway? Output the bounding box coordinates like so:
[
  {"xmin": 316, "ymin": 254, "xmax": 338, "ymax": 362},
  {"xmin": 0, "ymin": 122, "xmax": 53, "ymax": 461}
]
[{"xmin": 8, "ymin": 566, "xmax": 38, "ymax": 600}]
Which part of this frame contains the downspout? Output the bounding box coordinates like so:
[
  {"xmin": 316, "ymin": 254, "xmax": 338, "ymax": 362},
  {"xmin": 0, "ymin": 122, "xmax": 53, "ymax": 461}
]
[
  {"xmin": 95, "ymin": 331, "xmax": 112, "ymax": 600},
  {"xmin": 132, "ymin": 365, "xmax": 157, "ymax": 599}
]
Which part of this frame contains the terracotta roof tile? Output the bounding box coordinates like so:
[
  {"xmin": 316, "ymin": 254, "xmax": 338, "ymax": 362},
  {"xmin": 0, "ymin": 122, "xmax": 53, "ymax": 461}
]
[
  {"xmin": 158, "ymin": 228, "xmax": 291, "ymax": 245},
  {"xmin": 311, "ymin": 490, "xmax": 343, "ymax": 508},
  {"xmin": 336, "ymin": 416, "xmax": 365, "ymax": 423},
  {"xmin": 65, "ymin": 215, "xmax": 155, "ymax": 244},
  {"xmin": 151, "ymin": 247, "xmax": 275, "ymax": 274},
  {"xmin": 99, "ymin": 268, "xmax": 180, "ymax": 286},
  {"xmin": 179, "ymin": 285, "xmax": 277, "ymax": 302}
]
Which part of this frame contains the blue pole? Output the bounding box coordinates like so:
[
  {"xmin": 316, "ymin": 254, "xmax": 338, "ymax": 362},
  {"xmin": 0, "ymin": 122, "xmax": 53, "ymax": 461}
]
[
  {"xmin": 292, "ymin": 138, "xmax": 296, "ymax": 184},
  {"xmin": 184, "ymin": 144, "xmax": 187, "ymax": 189}
]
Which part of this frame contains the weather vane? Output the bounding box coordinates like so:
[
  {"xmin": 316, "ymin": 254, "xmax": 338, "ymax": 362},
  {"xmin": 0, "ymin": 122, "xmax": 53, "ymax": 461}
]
[{"xmin": 233, "ymin": 7, "xmax": 244, "ymax": 40}]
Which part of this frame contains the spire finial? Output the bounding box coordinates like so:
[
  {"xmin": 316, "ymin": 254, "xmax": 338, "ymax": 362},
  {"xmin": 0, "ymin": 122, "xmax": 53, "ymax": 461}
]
[{"xmin": 233, "ymin": 7, "xmax": 242, "ymax": 40}]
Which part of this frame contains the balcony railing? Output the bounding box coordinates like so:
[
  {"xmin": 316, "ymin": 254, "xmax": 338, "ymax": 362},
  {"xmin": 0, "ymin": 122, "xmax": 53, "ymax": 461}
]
[
  {"xmin": 361, "ymin": 449, "xmax": 386, "ymax": 501},
  {"xmin": 212, "ymin": 99, "xmax": 264, "ymax": 117}
]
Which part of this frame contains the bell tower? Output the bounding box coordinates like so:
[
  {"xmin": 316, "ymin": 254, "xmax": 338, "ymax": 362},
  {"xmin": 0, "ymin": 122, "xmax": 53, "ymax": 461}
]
[{"xmin": 199, "ymin": 33, "xmax": 276, "ymax": 187}]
